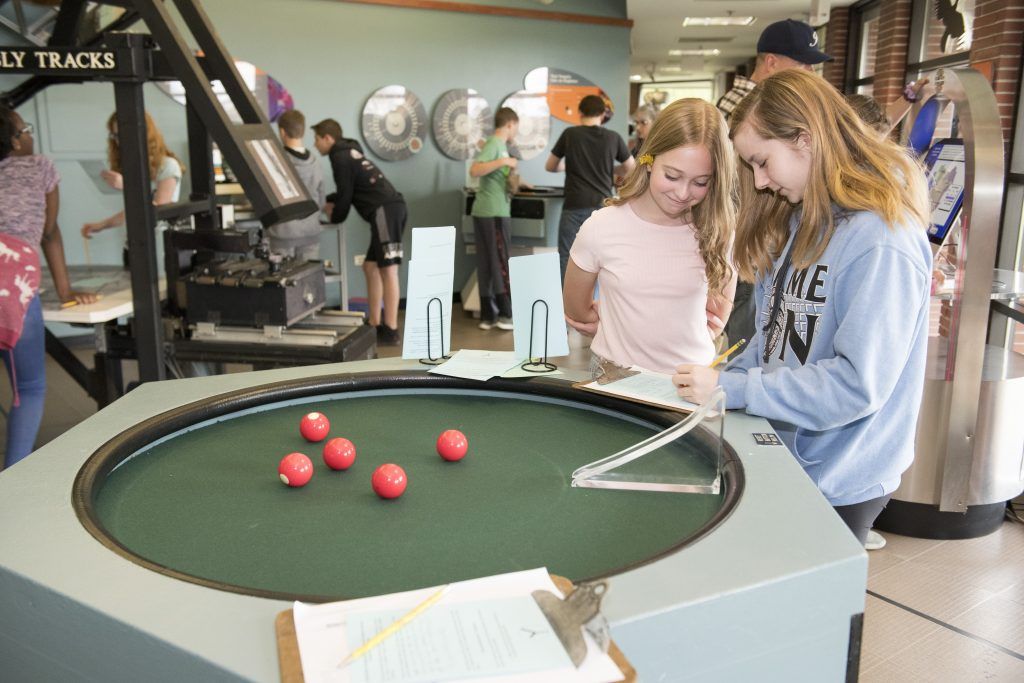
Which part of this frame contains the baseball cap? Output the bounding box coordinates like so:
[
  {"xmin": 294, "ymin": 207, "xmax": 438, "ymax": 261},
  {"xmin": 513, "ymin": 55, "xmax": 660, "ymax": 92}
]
[{"xmin": 757, "ymin": 19, "xmax": 833, "ymax": 64}]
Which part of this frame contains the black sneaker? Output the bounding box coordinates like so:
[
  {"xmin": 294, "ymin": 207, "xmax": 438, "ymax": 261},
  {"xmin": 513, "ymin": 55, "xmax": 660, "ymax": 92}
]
[{"xmin": 376, "ymin": 324, "xmax": 401, "ymax": 345}]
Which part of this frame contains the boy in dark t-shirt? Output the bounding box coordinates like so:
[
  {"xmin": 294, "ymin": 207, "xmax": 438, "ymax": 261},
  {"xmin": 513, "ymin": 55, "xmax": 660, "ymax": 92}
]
[
  {"xmin": 313, "ymin": 118, "xmax": 407, "ymax": 345},
  {"xmin": 545, "ymin": 95, "xmax": 633, "ymax": 281}
]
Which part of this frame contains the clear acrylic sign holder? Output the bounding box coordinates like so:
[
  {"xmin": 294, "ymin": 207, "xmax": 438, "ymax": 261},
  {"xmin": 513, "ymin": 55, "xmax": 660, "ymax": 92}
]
[{"xmin": 571, "ymin": 387, "xmax": 725, "ymax": 494}]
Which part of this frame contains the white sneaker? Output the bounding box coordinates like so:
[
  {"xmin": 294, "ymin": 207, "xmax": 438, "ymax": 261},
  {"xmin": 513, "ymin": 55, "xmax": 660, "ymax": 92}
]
[
  {"xmin": 495, "ymin": 317, "xmax": 514, "ymax": 331},
  {"xmin": 865, "ymin": 529, "xmax": 886, "ymax": 550},
  {"xmin": 478, "ymin": 319, "xmax": 495, "ymax": 331}
]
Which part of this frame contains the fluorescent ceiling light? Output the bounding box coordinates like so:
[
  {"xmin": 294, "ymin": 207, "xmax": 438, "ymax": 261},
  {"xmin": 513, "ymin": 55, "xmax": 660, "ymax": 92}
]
[
  {"xmin": 629, "ymin": 74, "xmax": 644, "ymax": 81},
  {"xmin": 683, "ymin": 17, "xmax": 756, "ymax": 27},
  {"xmin": 659, "ymin": 66, "xmax": 683, "ymax": 73},
  {"xmin": 669, "ymin": 48, "xmax": 721, "ymax": 56}
]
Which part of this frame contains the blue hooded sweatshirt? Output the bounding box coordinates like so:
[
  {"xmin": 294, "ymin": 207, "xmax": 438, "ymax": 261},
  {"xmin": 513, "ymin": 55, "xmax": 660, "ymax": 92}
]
[{"xmin": 718, "ymin": 209, "xmax": 932, "ymax": 506}]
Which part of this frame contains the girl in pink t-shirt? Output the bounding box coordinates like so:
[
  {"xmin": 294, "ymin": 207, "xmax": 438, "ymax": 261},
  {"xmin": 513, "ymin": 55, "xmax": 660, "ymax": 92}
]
[{"xmin": 563, "ymin": 98, "xmax": 737, "ymax": 375}]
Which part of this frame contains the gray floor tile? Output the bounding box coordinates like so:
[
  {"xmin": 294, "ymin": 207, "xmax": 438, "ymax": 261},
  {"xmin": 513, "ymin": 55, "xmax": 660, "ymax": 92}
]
[
  {"xmin": 860, "ymin": 594, "xmax": 941, "ymax": 673},
  {"xmin": 863, "ymin": 625, "xmax": 1024, "ymax": 682},
  {"xmin": 869, "ymin": 559, "xmax": 998, "ymax": 622}
]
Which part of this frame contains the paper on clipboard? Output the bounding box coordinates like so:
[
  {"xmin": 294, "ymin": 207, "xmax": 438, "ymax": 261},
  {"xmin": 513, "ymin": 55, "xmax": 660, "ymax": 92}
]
[
  {"xmin": 291, "ymin": 568, "xmax": 623, "ymax": 683},
  {"xmin": 576, "ymin": 366, "xmax": 698, "ymax": 414}
]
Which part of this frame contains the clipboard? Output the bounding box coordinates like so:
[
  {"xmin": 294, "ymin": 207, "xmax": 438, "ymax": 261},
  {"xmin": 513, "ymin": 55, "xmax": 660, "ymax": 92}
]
[
  {"xmin": 571, "ymin": 360, "xmax": 695, "ymax": 415},
  {"xmin": 572, "ymin": 380, "xmax": 695, "ymax": 415},
  {"xmin": 274, "ymin": 575, "xmax": 636, "ymax": 683},
  {"xmin": 79, "ymin": 160, "xmax": 122, "ymax": 195}
]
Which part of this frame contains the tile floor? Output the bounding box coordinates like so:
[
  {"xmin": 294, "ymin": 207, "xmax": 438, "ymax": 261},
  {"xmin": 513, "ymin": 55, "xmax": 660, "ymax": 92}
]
[{"xmin": 2, "ymin": 304, "xmax": 1023, "ymax": 681}]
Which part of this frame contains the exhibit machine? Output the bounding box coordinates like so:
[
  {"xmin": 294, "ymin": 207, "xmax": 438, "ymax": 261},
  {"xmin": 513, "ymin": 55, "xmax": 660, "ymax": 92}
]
[
  {"xmin": 0, "ymin": 0, "xmax": 374, "ymax": 407},
  {"xmin": 876, "ymin": 67, "xmax": 1024, "ymax": 538}
]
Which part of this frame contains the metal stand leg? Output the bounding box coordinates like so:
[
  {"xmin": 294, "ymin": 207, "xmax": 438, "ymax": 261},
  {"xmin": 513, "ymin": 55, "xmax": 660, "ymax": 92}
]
[{"xmin": 338, "ymin": 223, "xmax": 348, "ymax": 311}]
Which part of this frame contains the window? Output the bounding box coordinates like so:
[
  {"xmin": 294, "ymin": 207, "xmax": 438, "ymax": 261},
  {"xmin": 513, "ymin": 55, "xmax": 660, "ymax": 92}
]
[{"xmin": 845, "ymin": 1, "xmax": 881, "ymax": 93}]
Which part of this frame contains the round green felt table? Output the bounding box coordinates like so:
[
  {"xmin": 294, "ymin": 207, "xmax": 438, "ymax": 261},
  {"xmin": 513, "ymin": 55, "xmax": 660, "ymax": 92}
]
[{"xmin": 76, "ymin": 372, "xmax": 741, "ymax": 601}]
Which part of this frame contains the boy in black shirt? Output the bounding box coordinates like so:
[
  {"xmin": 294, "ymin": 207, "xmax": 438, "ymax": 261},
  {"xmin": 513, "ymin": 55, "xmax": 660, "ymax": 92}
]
[
  {"xmin": 313, "ymin": 118, "xmax": 407, "ymax": 345},
  {"xmin": 545, "ymin": 95, "xmax": 633, "ymax": 281}
]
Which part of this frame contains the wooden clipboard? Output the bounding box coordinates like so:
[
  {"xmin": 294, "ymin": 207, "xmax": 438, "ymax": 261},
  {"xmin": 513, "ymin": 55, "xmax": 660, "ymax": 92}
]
[{"xmin": 274, "ymin": 575, "xmax": 636, "ymax": 682}]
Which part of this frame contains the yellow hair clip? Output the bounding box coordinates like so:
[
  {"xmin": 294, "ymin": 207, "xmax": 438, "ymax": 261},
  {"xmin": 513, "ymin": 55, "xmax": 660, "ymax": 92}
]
[{"xmin": 638, "ymin": 153, "xmax": 654, "ymax": 165}]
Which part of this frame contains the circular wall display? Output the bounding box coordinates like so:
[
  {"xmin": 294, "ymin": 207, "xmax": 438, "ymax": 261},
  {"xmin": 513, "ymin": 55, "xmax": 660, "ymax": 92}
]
[
  {"xmin": 501, "ymin": 91, "xmax": 551, "ymax": 160},
  {"xmin": 361, "ymin": 85, "xmax": 427, "ymax": 161},
  {"xmin": 432, "ymin": 89, "xmax": 493, "ymax": 160}
]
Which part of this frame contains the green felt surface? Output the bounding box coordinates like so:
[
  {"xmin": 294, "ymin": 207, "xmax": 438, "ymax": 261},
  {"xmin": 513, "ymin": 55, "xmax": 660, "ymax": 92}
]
[{"xmin": 94, "ymin": 390, "xmax": 727, "ymax": 599}]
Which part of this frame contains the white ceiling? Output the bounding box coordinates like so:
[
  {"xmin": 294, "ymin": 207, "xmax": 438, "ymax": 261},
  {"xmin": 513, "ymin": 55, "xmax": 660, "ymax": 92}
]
[{"xmin": 626, "ymin": 0, "xmax": 857, "ymax": 80}]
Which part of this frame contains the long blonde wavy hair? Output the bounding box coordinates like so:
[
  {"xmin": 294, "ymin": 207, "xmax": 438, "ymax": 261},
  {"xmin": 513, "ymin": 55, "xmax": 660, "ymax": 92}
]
[
  {"xmin": 729, "ymin": 70, "xmax": 929, "ymax": 281},
  {"xmin": 608, "ymin": 97, "xmax": 736, "ymax": 299},
  {"xmin": 106, "ymin": 111, "xmax": 185, "ymax": 177}
]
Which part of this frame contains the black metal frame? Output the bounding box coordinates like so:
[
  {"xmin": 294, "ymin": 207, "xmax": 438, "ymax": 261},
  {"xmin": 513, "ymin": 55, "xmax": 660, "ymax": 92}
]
[{"xmin": 2, "ymin": 0, "xmax": 319, "ymax": 392}]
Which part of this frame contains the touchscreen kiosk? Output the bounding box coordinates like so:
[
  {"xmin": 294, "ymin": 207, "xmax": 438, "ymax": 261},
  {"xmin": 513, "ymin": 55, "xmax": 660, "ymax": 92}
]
[{"xmin": 923, "ymin": 138, "xmax": 965, "ymax": 249}]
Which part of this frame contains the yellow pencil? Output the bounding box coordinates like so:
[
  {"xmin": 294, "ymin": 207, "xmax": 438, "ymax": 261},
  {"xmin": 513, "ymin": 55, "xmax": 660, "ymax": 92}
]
[
  {"xmin": 710, "ymin": 339, "xmax": 746, "ymax": 369},
  {"xmin": 339, "ymin": 584, "xmax": 451, "ymax": 668},
  {"xmin": 60, "ymin": 300, "xmax": 79, "ymax": 309}
]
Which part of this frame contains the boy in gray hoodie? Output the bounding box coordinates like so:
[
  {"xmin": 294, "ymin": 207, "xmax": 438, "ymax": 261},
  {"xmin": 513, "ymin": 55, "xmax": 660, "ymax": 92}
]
[{"xmin": 269, "ymin": 109, "xmax": 326, "ymax": 260}]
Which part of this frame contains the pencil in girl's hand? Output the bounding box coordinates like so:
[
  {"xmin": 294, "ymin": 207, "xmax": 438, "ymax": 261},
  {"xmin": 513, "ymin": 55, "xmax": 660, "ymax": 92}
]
[{"xmin": 710, "ymin": 339, "xmax": 746, "ymax": 369}]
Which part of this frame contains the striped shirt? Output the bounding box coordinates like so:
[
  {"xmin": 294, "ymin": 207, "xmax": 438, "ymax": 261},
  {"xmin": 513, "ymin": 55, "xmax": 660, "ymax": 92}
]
[{"xmin": 716, "ymin": 76, "xmax": 757, "ymax": 122}]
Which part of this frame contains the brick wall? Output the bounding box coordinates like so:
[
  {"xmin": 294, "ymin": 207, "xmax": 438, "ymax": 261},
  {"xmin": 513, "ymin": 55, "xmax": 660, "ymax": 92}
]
[
  {"xmin": 824, "ymin": 7, "xmax": 850, "ymax": 90},
  {"xmin": 873, "ymin": 0, "xmax": 914, "ymax": 105},
  {"xmin": 971, "ymin": 0, "xmax": 1024, "ymax": 146}
]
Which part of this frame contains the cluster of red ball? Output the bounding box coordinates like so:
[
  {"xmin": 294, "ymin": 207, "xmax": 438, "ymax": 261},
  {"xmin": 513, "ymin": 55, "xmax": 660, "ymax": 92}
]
[{"xmin": 277, "ymin": 411, "xmax": 469, "ymax": 500}]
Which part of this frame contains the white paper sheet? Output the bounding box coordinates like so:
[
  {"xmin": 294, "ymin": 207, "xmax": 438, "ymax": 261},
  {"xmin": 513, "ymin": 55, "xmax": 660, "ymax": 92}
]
[
  {"xmin": 509, "ymin": 253, "xmax": 569, "ymax": 361},
  {"xmin": 427, "ymin": 349, "xmax": 521, "ymax": 382},
  {"xmin": 402, "ymin": 227, "xmax": 457, "ymax": 360},
  {"xmin": 580, "ymin": 366, "xmax": 699, "ymax": 413},
  {"xmin": 344, "ymin": 595, "xmax": 572, "ymax": 682},
  {"xmin": 292, "ymin": 568, "xmax": 624, "ymax": 683},
  {"xmin": 411, "ymin": 225, "xmax": 457, "ymax": 263}
]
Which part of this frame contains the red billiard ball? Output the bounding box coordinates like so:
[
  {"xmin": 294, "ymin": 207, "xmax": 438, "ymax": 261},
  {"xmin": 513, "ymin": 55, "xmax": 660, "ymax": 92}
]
[
  {"xmin": 372, "ymin": 464, "xmax": 407, "ymax": 499},
  {"xmin": 436, "ymin": 429, "xmax": 468, "ymax": 461},
  {"xmin": 323, "ymin": 437, "xmax": 356, "ymax": 470},
  {"xmin": 299, "ymin": 412, "xmax": 330, "ymax": 442},
  {"xmin": 278, "ymin": 452, "xmax": 314, "ymax": 487}
]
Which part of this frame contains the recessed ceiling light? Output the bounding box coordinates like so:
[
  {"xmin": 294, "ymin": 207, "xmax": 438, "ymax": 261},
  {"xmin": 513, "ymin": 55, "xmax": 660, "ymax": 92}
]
[
  {"xmin": 683, "ymin": 17, "xmax": 756, "ymax": 27},
  {"xmin": 629, "ymin": 74, "xmax": 644, "ymax": 82},
  {"xmin": 670, "ymin": 48, "xmax": 721, "ymax": 56}
]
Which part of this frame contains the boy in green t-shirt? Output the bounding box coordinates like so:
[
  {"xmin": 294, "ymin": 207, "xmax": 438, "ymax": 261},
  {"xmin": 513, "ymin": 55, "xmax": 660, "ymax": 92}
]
[{"xmin": 469, "ymin": 107, "xmax": 519, "ymax": 330}]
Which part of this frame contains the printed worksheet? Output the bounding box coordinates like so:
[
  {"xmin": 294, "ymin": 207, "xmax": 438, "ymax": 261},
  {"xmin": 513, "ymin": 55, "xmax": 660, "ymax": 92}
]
[
  {"xmin": 509, "ymin": 253, "xmax": 569, "ymax": 361},
  {"xmin": 292, "ymin": 568, "xmax": 624, "ymax": 683},
  {"xmin": 345, "ymin": 596, "xmax": 571, "ymax": 683},
  {"xmin": 578, "ymin": 367, "xmax": 699, "ymax": 413},
  {"xmin": 427, "ymin": 350, "xmax": 520, "ymax": 381},
  {"xmin": 402, "ymin": 227, "xmax": 457, "ymax": 360}
]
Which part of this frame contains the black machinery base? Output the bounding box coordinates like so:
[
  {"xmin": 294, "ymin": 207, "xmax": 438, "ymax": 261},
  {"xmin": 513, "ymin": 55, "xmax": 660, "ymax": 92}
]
[
  {"xmin": 46, "ymin": 321, "xmax": 377, "ymax": 409},
  {"xmin": 874, "ymin": 499, "xmax": 1007, "ymax": 539}
]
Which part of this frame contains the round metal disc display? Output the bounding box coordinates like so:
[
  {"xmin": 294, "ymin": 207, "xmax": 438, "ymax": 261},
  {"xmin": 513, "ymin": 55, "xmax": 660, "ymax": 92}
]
[
  {"xmin": 432, "ymin": 89, "xmax": 493, "ymax": 160},
  {"xmin": 361, "ymin": 85, "xmax": 427, "ymax": 161},
  {"xmin": 501, "ymin": 91, "xmax": 550, "ymax": 160}
]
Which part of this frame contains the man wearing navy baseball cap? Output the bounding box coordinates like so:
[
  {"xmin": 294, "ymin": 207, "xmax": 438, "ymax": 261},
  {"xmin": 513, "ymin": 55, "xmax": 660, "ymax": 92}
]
[
  {"xmin": 717, "ymin": 18, "xmax": 832, "ymax": 396},
  {"xmin": 716, "ymin": 19, "xmax": 832, "ymax": 122}
]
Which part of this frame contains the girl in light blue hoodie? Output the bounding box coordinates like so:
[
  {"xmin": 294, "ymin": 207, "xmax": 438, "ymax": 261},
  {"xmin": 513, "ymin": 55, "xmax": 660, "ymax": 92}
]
[{"xmin": 673, "ymin": 70, "xmax": 932, "ymax": 544}]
